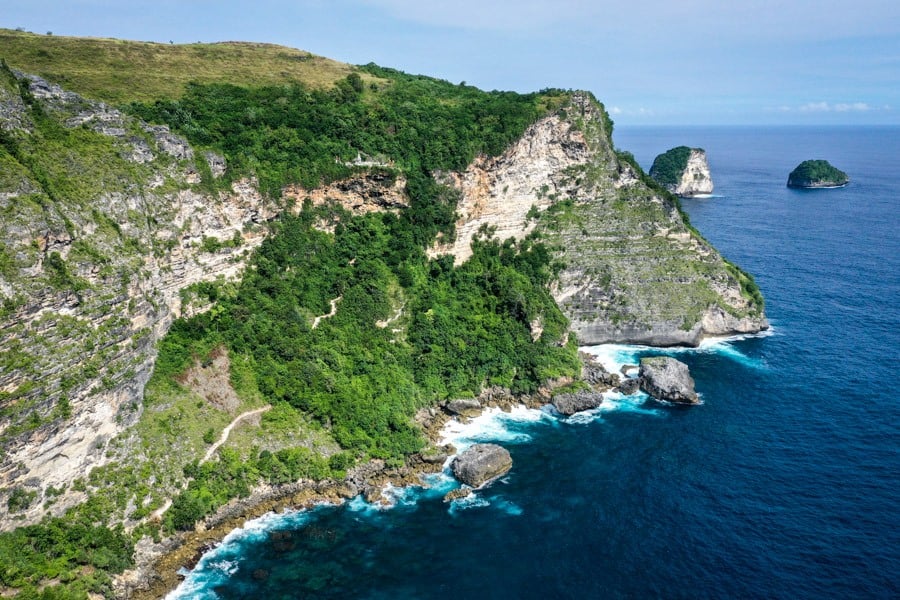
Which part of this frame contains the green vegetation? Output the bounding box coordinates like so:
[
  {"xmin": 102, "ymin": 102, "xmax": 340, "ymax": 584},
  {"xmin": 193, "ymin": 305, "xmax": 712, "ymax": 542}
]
[
  {"xmin": 0, "ymin": 28, "xmax": 379, "ymax": 104},
  {"xmin": 0, "ymin": 517, "xmax": 133, "ymax": 598},
  {"xmin": 0, "ymin": 29, "xmax": 768, "ymax": 599},
  {"xmin": 128, "ymin": 66, "xmax": 565, "ymax": 197},
  {"xmin": 0, "ymin": 54, "xmax": 579, "ymax": 597},
  {"xmin": 648, "ymin": 146, "xmax": 695, "ymax": 186},
  {"xmin": 787, "ymin": 159, "xmax": 849, "ymax": 188},
  {"xmin": 158, "ymin": 204, "xmax": 577, "ymax": 461}
]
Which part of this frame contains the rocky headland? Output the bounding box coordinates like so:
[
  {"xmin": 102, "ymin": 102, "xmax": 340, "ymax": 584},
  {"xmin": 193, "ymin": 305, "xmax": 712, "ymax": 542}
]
[
  {"xmin": 436, "ymin": 98, "xmax": 765, "ymax": 347},
  {"xmin": 0, "ymin": 32, "xmax": 769, "ymax": 599}
]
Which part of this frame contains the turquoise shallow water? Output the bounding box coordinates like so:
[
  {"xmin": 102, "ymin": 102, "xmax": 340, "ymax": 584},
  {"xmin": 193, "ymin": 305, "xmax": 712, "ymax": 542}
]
[{"xmin": 172, "ymin": 127, "xmax": 900, "ymax": 599}]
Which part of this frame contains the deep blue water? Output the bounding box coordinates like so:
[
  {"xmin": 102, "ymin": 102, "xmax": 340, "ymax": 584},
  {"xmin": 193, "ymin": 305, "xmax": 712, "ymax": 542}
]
[{"xmin": 172, "ymin": 127, "xmax": 900, "ymax": 599}]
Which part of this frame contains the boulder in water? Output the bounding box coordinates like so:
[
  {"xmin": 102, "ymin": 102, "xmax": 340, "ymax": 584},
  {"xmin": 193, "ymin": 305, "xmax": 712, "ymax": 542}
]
[
  {"xmin": 639, "ymin": 356, "xmax": 699, "ymax": 404},
  {"xmin": 451, "ymin": 443, "xmax": 512, "ymax": 487}
]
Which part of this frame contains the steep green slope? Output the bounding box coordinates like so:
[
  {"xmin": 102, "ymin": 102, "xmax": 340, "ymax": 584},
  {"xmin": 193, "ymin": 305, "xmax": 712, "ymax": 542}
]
[{"xmin": 0, "ymin": 38, "xmax": 580, "ymax": 599}]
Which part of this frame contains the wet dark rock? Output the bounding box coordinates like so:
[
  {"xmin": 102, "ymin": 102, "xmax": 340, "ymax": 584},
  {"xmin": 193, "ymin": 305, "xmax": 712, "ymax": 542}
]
[
  {"xmin": 451, "ymin": 443, "xmax": 512, "ymax": 487},
  {"xmin": 639, "ymin": 356, "xmax": 699, "ymax": 404},
  {"xmin": 551, "ymin": 390, "xmax": 604, "ymax": 416},
  {"xmin": 616, "ymin": 377, "xmax": 641, "ymax": 395},
  {"xmin": 443, "ymin": 487, "xmax": 473, "ymax": 503}
]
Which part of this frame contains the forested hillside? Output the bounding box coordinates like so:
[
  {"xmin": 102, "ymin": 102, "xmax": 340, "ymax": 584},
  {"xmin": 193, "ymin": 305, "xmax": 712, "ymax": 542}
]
[{"xmin": 0, "ymin": 31, "xmax": 581, "ymax": 599}]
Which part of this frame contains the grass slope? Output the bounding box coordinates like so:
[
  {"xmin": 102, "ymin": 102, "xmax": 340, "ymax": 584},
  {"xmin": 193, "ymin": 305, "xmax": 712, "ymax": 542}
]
[{"xmin": 0, "ymin": 28, "xmax": 382, "ymax": 104}]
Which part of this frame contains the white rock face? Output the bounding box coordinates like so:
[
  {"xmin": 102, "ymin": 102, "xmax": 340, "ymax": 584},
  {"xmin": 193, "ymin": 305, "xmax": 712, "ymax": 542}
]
[
  {"xmin": 432, "ymin": 93, "xmax": 598, "ymax": 263},
  {"xmin": 0, "ymin": 178, "xmax": 277, "ymax": 529},
  {"xmin": 672, "ymin": 149, "xmax": 714, "ymax": 197},
  {"xmin": 435, "ymin": 95, "xmax": 766, "ymax": 348},
  {"xmin": 0, "ymin": 74, "xmax": 280, "ymax": 527}
]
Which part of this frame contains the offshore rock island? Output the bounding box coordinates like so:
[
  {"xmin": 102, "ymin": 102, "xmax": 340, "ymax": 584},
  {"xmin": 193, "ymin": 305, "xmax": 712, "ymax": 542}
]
[
  {"xmin": 649, "ymin": 146, "xmax": 714, "ymax": 197},
  {"xmin": 0, "ymin": 28, "xmax": 766, "ymax": 599},
  {"xmin": 787, "ymin": 159, "xmax": 849, "ymax": 188}
]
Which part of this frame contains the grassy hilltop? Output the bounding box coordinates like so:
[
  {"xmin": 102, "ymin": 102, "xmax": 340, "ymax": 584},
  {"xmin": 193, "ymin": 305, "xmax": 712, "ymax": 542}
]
[{"xmin": 0, "ymin": 28, "xmax": 380, "ymax": 103}]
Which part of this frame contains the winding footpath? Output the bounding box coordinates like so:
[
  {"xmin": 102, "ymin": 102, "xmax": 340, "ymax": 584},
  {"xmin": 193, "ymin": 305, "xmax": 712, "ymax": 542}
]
[
  {"xmin": 200, "ymin": 405, "xmax": 272, "ymax": 465},
  {"xmin": 312, "ymin": 296, "xmax": 341, "ymax": 329},
  {"xmin": 149, "ymin": 405, "xmax": 272, "ymax": 521},
  {"xmin": 375, "ymin": 303, "xmax": 405, "ymax": 329}
]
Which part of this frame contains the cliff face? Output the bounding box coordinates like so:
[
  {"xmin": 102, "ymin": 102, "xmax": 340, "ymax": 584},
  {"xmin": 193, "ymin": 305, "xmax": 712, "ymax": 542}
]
[
  {"xmin": 0, "ymin": 77, "xmax": 767, "ymax": 528},
  {"xmin": 673, "ymin": 149, "xmax": 714, "ymax": 196},
  {"xmin": 649, "ymin": 146, "xmax": 714, "ymax": 197},
  {"xmin": 438, "ymin": 94, "xmax": 767, "ymax": 346},
  {"xmin": 432, "ymin": 97, "xmax": 594, "ymax": 262},
  {"xmin": 0, "ymin": 72, "xmax": 277, "ymax": 526}
]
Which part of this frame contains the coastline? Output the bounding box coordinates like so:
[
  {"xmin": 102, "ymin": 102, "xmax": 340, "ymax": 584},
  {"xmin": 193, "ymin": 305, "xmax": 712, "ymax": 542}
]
[
  {"xmin": 124, "ymin": 330, "xmax": 773, "ymax": 598},
  {"xmin": 123, "ymin": 386, "xmax": 552, "ymax": 599}
]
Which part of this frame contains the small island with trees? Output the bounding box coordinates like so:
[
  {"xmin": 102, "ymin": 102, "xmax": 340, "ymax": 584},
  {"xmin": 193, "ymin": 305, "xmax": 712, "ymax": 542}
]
[
  {"xmin": 649, "ymin": 146, "xmax": 714, "ymax": 197},
  {"xmin": 787, "ymin": 159, "xmax": 849, "ymax": 188}
]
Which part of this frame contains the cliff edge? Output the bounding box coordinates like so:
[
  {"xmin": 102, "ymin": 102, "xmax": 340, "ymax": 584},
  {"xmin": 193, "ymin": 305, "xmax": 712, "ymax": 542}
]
[
  {"xmin": 437, "ymin": 94, "xmax": 766, "ymax": 346},
  {"xmin": 0, "ymin": 68, "xmax": 278, "ymax": 526}
]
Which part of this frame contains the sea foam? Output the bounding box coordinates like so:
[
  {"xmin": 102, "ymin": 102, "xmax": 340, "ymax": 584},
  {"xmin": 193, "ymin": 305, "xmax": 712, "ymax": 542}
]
[
  {"xmin": 581, "ymin": 329, "xmax": 773, "ymax": 374},
  {"xmin": 172, "ymin": 337, "xmax": 761, "ymax": 597}
]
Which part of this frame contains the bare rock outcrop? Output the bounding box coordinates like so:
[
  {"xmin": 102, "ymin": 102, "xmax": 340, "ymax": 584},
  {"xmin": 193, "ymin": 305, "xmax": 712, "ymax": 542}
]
[
  {"xmin": 283, "ymin": 171, "xmax": 408, "ymax": 217},
  {"xmin": 650, "ymin": 147, "xmax": 714, "ymax": 197},
  {"xmin": 0, "ymin": 72, "xmax": 278, "ymax": 527},
  {"xmin": 638, "ymin": 356, "xmax": 699, "ymax": 404},
  {"xmin": 445, "ymin": 398, "xmax": 482, "ymax": 417},
  {"xmin": 432, "ymin": 93, "xmax": 766, "ymax": 346},
  {"xmin": 451, "ymin": 443, "xmax": 512, "ymax": 487},
  {"xmin": 551, "ymin": 390, "xmax": 604, "ymax": 416},
  {"xmin": 432, "ymin": 93, "xmax": 598, "ymax": 263}
]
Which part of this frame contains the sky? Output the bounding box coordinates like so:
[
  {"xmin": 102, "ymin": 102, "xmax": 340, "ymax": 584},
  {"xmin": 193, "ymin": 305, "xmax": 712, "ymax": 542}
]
[{"xmin": 2, "ymin": 0, "xmax": 899, "ymax": 125}]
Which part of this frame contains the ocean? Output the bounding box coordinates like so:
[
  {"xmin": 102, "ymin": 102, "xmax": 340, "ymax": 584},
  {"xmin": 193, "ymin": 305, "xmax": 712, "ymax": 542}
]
[{"xmin": 170, "ymin": 126, "xmax": 900, "ymax": 599}]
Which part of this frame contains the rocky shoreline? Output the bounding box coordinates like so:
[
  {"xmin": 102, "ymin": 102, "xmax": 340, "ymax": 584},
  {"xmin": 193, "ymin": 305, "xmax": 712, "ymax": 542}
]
[
  {"xmin": 120, "ymin": 380, "xmax": 561, "ymax": 598},
  {"xmin": 121, "ymin": 349, "xmax": 697, "ymax": 598}
]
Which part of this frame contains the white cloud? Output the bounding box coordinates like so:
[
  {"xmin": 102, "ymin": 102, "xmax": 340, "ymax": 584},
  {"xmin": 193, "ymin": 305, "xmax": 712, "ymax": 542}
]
[
  {"xmin": 607, "ymin": 106, "xmax": 654, "ymax": 117},
  {"xmin": 834, "ymin": 102, "xmax": 871, "ymax": 112},
  {"xmin": 798, "ymin": 101, "xmax": 873, "ymax": 112},
  {"xmin": 799, "ymin": 102, "xmax": 831, "ymax": 112}
]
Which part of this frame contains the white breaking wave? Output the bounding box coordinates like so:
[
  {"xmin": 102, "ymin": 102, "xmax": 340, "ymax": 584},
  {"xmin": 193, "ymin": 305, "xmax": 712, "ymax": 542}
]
[
  {"xmin": 437, "ymin": 405, "xmax": 552, "ymax": 450},
  {"xmin": 171, "ymin": 334, "xmax": 771, "ymax": 597},
  {"xmin": 582, "ymin": 328, "xmax": 773, "ymax": 373},
  {"xmin": 166, "ymin": 507, "xmax": 322, "ymax": 599}
]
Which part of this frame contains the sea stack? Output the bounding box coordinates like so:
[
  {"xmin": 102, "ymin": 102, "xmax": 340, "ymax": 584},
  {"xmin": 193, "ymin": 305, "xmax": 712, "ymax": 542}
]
[
  {"xmin": 787, "ymin": 160, "xmax": 849, "ymax": 188},
  {"xmin": 649, "ymin": 146, "xmax": 714, "ymax": 197}
]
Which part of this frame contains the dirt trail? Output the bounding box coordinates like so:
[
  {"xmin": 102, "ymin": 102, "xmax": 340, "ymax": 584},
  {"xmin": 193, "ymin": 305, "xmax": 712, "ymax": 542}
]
[
  {"xmin": 200, "ymin": 405, "xmax": 272, "ymax": 464},
  {"xmin": 149, "ymin": 405, "xmax": 272, "ymax": 521},
  {"xmin": 312, "ymin": 296, "xmax": 341, "ymax": 329}
]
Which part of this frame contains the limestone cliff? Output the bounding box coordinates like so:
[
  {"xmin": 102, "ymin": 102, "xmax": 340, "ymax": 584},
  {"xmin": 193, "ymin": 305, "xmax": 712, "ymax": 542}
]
[
  {"xmin": 0, "ymin": 76, "xmax": 767, "ymax": 529},
  {"xmin": 649, "ymin": 146, "xmax": 714, "ymax": 197},
  {"xmin": 437, "ymin": 93, "xmax": 766, "ymax": 346},
  {"xmin": 0, "ymin": 72, "xmax": 277, "ymax": 527}
]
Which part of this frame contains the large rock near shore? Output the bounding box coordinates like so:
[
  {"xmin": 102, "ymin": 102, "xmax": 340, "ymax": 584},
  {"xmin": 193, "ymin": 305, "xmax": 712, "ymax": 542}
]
[
  {"xmin": 639, "ymin": 356, "xmax": 699, "ymax": 404},
  {"xmin": 451, "ymin": 444, "xmax": 512, "ymax": 487},
  {"xmin": 552, "ymin": 390, "xmax": 604, "ymax": 416}
]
